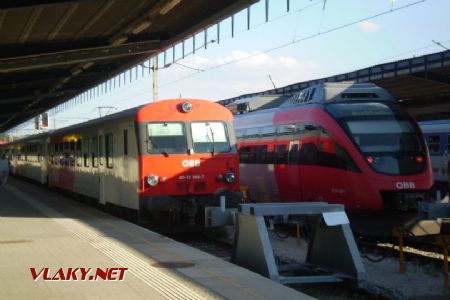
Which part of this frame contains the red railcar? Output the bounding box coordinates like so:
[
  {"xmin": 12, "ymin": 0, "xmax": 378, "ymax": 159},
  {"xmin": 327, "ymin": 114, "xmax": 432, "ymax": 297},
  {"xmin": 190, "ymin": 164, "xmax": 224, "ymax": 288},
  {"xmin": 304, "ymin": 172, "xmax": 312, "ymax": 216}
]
[
  {"xmin": 2, "ymin": 99, "xmax": 240, "ymax": 225},
  {"xmin": 234, "ymin": 83, "xmax": 433, "ymax": 234}
]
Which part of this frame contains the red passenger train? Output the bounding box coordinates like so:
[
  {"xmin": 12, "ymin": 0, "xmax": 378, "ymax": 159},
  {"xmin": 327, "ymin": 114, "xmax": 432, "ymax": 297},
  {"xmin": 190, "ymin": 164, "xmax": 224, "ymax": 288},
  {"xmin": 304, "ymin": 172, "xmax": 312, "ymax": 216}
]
[
  {"xmin": 0, "ymin": 99, "xmax": 240, "ymax": 225},
  {"xmin": 233, "ymin": 83, "xmax": 433, "ymax": 234}
]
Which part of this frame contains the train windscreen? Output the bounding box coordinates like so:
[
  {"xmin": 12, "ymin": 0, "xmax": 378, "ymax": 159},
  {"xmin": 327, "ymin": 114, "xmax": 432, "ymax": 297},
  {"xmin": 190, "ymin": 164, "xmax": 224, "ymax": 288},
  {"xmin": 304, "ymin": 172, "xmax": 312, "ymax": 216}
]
[
  {"xmin": 147, "ymin": 122, "xmax": 188, "ymax": 154},
  {"xmin": 191, "ymin": 122, "xmax": 231, "ymax": 153},
  {"xmin": 326, "ymin": 102, "xmax": 426, "ymax": 175}
]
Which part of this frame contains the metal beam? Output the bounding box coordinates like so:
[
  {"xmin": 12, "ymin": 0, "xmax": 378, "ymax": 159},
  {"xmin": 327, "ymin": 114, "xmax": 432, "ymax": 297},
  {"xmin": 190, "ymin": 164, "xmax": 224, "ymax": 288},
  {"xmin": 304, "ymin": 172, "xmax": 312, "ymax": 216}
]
[
  {"xmin": 0, "ymin": 89, "xmax": 79, "ymax": 104},
  {"xmin": 0, "ymin": 1, "xmax": 83, "ymax": 10},
  {"xmin": 0, "ymin": 41, "xmax": 161, "ymax": 72},
  {"xmin": 47, "ymin": 3, "xmax": 79, "ymax": 40},
  {"xmin": 18, "ymin": 7, "xmax": 43, "ymax": 43},
  {"xmin": 73, "ymin": 1, "xmax": 116, "ymax": 39},
  {"xmin": 0, "ymin": 69, "xmax": 71, "ymax": 83},
  {"xmin": 410, "ymin": 72, "xmax": 450, "ymax": 86},
  {"xmin": 0, "ymin": 35, "xmax": 164, "ymax": 59}
]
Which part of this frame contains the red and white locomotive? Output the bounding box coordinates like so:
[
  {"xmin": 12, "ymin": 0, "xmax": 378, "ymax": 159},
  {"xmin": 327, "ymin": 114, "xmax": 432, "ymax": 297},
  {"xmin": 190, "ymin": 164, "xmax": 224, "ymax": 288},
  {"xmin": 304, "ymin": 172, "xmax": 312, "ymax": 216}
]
[
  {"xmin": 233, "ymin": 83, "xmax": 433, "ymax": 234},
  {"xmin": 0, "ymin": 99, "xmax": 240, "ymax": 224}
]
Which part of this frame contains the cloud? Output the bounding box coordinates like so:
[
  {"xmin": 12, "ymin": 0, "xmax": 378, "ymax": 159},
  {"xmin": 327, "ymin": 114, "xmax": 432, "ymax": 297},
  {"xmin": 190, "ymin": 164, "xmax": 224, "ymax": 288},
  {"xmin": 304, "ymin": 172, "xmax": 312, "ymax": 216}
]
[
  {"xmin": 358, "ymin": 20, "xmax": 381, "ymax": 32},
  {"xmin": 159, "ymin": 51, "xmax": 322, "ymax": 100},
  {"xmin": 188, "ymin": 50, "xmax": 308, "ymax": 70}
]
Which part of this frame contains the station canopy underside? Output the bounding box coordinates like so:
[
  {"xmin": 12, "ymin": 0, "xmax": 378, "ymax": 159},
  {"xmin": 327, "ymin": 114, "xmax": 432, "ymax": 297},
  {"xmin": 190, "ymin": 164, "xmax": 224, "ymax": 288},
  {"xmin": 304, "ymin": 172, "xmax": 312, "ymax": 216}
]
[
  {"xmin": 219, "ymin": 49, "xmax": 450, "ymax": 122},
  {"xmin": 0, "ymin": 0, "xmax": 256, "ymax": 133}
]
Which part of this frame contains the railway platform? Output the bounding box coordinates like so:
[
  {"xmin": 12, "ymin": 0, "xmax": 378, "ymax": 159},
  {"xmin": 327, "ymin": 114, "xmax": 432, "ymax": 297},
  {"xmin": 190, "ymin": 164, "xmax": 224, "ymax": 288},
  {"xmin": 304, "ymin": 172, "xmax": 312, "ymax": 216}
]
[{"xmin": 0, "ymin": 177, "xmax": 313, "ymax": 300}]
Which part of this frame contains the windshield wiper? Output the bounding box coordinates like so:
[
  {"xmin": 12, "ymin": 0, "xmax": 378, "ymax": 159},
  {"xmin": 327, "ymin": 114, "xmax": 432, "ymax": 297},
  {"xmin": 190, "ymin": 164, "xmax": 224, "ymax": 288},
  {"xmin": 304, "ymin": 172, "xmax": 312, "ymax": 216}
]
[{"xmin": 206, "ymin": 124, "xmax": 215, "ymax": 156}]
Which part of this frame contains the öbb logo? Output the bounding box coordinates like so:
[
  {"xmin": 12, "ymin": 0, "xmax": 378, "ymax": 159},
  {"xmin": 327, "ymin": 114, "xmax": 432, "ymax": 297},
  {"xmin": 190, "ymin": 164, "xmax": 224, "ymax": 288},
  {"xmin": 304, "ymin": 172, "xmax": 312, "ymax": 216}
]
[
  {"xmin": 182, "ymin": 159, "xmax": 200, "ymax": 168},
  {"xmin": 395, "ymin": 181, "xmax": 416, "ymax": 189}
]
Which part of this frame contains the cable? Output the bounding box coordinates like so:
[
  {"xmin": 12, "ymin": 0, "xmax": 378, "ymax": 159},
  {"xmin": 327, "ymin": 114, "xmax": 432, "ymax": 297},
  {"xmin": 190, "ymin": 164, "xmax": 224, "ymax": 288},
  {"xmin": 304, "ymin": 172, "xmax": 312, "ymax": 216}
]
[
  {"xmin": 159, "ymin": 0, "xmax": 427, "ymax": 89},
  {"xmin": 174, "ymin": 62, "xmax": 205, "ymax": 72}
]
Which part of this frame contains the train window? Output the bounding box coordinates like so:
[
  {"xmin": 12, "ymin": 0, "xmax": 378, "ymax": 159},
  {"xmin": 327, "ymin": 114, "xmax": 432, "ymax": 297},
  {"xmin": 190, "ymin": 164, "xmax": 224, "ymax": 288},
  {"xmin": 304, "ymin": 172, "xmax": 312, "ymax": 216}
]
[
  {"xmin": 83, "ymin": 139, "xmax": 90, "ymax": 167},
  {"xmin": 302, "ymin": 133, "xmax": 360, "ymax": 172},
  {"xmin": 37, "ymin": 144, "xmax": 42, "ymax": 162},
  {"xmin": 239, "ymin": 146, "xmax": 255, "ymax": 163},
  {"xmin": 332, "ymin": 142, "xmax": 360, "ymax": 172},
  {"xmin": 91, "ymin": 137, "xmax": 98, "ymax": 168},
  {"xmin": 99, "ymin": 135, "xmax": 104, "ymax": 165},
  {"xmin": 255, "ymin": 145, "xmax": 273, "ymax": 164},
  {"xmin": 49, "ymin": 143, "xmax": 54, "ymax": 164},
  {"xmin": 147, "ymin": 123, "xmax": 187, "ymax": 154},
  {"xmin": 123, "ymin": 130, "xmax": 128, "ymax": 155},
  {"xmin": 275, "ymin": 145, "xmax": 287, "ymax": 164},
  {"xmin": 299, "ymin": 142, "xmax": 318, "ymax": 165},
  {"xmin": 288, "ymin": 143, "xmax": 299, "ymax": 164},
  {"xmin": 105, "ymin": 133, "xmax": 113, "ymax": 168},
  {"xmin": 427, "ymin": 135, "xmax": 440, "ymax": 154},
  {"xmin": 76, "ymin": 139, "xmax": 82, "ymax": 167},
  {"xmin": 328, "ymin": 102, "xmax": 426, "ymax": 175},
  {"xmin": 278, "ymin": 124, "xmax": 296, "ymax": 135},
  {"xmin": 308, "ymin": 88, "xmax": 316, "ymax": 101},
  {"xmin": 67, "ymin": 141, "xmax": 74, "ymax": 166},
  {"xmin": 59, "ymin": 142, "xmax": 63, "ymax": 152},
  {"xmin": 191, "ymin": 122, "xmax": 231, "ymax": 153}
]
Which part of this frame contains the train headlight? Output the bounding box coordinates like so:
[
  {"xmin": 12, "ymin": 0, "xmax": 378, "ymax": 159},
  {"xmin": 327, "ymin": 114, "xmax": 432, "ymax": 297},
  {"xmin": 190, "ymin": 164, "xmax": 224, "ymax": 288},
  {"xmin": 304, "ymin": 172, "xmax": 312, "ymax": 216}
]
[
  {"xmin": 147, "ymin": 175, "xmax": 159, "ymax": 186},
  {"xmin": 181, "ymin": 102, "xmax": 193, "ymax": 113},
  {"xmin": 224, "ymin": 172, "xmax": 235, "ymax": 184}
]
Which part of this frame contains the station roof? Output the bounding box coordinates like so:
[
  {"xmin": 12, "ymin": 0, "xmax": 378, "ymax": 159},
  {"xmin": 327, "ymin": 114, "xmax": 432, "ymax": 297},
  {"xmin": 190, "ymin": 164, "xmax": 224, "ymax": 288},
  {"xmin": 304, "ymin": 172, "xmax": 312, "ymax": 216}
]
[
  {"xmin": 219, "ymin": 49, "xmax": 450, "ymax": 121},
  {"xmin": 0, "ymin": 0, "xmax": 255, "ymax": 132}
]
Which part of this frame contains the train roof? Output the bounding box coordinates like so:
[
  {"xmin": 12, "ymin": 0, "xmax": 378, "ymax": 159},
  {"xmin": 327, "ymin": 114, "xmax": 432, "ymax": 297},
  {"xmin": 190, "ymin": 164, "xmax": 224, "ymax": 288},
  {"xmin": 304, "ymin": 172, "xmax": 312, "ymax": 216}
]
[
  {"xmin": 280, "ymin": 82, "xmax": 395, "ymax": 108},
  {"xmin": 419, "ymin": 119, "xmax": 450, "ymax": 133},
  {"xmin": 0, "ymin": 105, "xmax": 144, "ymax": 145},
  {"xmin": 226, "ymin": 95, "xmax": 290, "ymax": 114},
  {"xmin": 227, "ymin": 83, "xmax": 395, "ymax": 115},
  {"xmin": 1, "ymin": 131, "xmax": 53, "ymax": 146},
  {"xmin": 52, "ymin": 105, "xmax": 144, "ymax": 137}
]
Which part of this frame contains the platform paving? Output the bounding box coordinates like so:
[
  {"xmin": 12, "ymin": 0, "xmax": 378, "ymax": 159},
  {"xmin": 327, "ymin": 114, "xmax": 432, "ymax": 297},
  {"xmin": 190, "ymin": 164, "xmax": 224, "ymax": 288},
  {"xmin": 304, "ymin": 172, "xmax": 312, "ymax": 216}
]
[{"xmin": 0, "ymin": 177, "xmax": 314, "ymax": 300}]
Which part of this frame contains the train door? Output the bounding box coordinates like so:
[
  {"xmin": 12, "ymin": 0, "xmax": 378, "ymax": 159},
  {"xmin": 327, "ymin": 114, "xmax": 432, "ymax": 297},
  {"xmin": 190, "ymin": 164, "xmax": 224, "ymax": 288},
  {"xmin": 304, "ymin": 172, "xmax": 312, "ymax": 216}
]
[
  {"xmin": 286, "ymin": 140, "xmax": 302, "ymax": 200},
  {"xmin": 90, "ymin": 136, "xmax": 100, "ymax": 198},
  {"xmin": 98, "ymin": 132, "xmax": 106, "ymax": 205},
  {"xmin": 274, "ymin": 124, "xmax": 302, "ymax": 201}
]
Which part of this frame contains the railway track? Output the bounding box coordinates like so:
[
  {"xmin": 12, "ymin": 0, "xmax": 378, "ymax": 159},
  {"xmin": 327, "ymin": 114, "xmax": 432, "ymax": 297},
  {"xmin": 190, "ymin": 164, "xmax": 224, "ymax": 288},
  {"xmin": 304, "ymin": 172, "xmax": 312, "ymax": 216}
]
[{"xmin": 357, "ymin": 234, "xmax": 449, "ymax": 274}]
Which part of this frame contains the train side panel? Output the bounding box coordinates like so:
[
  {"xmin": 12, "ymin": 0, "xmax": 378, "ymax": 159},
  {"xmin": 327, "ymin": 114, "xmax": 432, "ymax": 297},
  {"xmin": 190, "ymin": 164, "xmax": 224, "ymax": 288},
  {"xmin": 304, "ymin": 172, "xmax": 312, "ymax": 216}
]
[
  {"xmin": 97, "ymin": 119, "xmax": 139, "ymax": 210},
  {"xmin": 1, "ymin": 138, "xmax": 48, "ymax": 185},
  {"xmin": 48, "ymin": 117, "xmax": 140, "ymax": 210}
]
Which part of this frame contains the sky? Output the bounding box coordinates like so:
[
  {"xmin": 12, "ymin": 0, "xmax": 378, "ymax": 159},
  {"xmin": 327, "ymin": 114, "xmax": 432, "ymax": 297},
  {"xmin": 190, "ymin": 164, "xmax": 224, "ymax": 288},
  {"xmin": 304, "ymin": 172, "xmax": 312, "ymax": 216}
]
[{"xmin": 7, "ymin": 0, "xmax": 450, "ymax": 136}]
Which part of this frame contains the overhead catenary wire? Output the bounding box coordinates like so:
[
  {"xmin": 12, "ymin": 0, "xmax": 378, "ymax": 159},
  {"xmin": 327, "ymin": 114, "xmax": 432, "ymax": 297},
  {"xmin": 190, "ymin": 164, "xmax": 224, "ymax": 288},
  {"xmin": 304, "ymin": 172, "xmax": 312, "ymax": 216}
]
[{"xmin": 159, "ymin": 0, "xmax": 427, "ymax": 89}]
